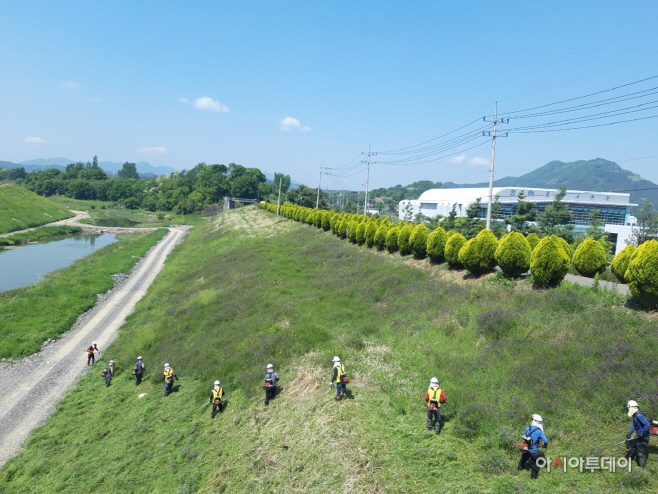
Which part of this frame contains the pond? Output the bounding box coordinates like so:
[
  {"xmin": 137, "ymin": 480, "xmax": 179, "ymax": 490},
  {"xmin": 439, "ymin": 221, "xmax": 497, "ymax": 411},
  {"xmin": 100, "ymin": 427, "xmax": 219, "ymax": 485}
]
[
  {"xmin": 0, "ymin": 234, "xmax": 117, "ymax": 293},
  {"xmin": 94, "ymin": 218, "xmax": 140, "ymax": 227}
]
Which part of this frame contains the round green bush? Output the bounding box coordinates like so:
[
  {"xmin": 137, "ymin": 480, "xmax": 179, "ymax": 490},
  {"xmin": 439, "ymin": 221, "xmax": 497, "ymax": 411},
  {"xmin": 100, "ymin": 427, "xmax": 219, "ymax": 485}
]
[
  {"xmin": 322, "ymin": 211, "xmax": 332, "ymax": 231},
  {"xmin": 348, "ymin": 220, "xmax": 359, "ymax": 243},
  {"xmin": 386, "ymin": 227, "xmax": 400, "ymax": 253},
  {"xmin": 530, "ymin": 235, "xmax": 571, "ymax": 287},
  {"xmin": 625, "ymin": 239, "xmax": 658, "ymax": 308},
  {"xmin": 356, "ymin": 222, "xmax": 368, "ymax": 245},
  {"xmin": 374, "ymin": 224, "xmax": 389, "ymax": 251},
  {"xmin": 572, "ymin": 238, "xmax": 607, "ymax": 278},
  {"xmin": 445, "ymin": 233, "xmax": 466, "ymax": 269},
  {"xmin": 337, "ymin": 219, "xmax": 348, "ymax": 239},
  {"xmin": 526, "ymin": 233, "xmax": 540, "ymax": 252},
  {"xmin": 409, "ymin": 224, "xmax": 430, "ymax": 258},
  {"xmin": 426, "ymin": 227, "xmax": 448, "ymax": 263},
  {"xmin": 398, "ymin": 224, "xmax": 413, "ymax": 256},
  {"xmin": 495, "ymin": 231, "xmax": 531, "ymax": 277},
  {"xmin": 458, "ymin": 229, "xmax": 499, "ymax": 275},
  {"xmin": 557, "ymin": 237, "xmax": 573, "ymax": 260},
  {"xmin": 365, "ymin": 221, "xmax": 379, "ymax": 248},
  {"xmin": 610, "ymin": 244, "xmax": 636, "ymax": 283},
  {"xmin": 446, "ymin": 230, "xmax": 457, "ymax": 238}
]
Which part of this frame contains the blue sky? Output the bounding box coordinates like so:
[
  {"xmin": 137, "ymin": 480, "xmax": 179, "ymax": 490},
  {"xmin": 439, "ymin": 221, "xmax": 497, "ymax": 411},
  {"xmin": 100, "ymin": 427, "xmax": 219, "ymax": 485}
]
[{"xmin": 2, "ymin": 1, "xmax": 657, "ymax": 189}]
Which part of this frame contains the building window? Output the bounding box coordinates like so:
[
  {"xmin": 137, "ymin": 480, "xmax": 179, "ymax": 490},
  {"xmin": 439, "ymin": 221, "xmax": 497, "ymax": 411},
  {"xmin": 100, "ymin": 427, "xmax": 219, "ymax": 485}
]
[
  {"xmin": 420, "ymin": 203, "xmax": 437, "ymax": 210},
  {"xmin": 528, "ymin": 190, "xmax": 534, "ymax": 196}
]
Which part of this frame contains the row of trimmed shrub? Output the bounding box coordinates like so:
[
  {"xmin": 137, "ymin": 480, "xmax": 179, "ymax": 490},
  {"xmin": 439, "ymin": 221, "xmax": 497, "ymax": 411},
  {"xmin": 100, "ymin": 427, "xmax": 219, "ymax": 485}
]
[{"xmin": 259, "ymin": 202, "xmax": 658, "ymax": 307}]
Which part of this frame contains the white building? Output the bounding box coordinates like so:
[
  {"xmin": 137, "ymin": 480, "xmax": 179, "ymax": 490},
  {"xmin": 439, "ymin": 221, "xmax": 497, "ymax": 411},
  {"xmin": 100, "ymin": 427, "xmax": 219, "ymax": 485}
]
[{"xmin": 399, "ymin": 187, "xmax": 637, "ymax": 254}]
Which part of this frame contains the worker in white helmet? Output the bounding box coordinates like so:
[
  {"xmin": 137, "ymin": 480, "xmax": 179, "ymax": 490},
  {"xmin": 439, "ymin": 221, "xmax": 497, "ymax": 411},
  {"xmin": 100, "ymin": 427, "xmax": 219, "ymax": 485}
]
[
  {"xmin": 264, "ymin": 364, "xmax": 279, "ymax": 406},
  {"xmin": 209, "ymin": 380, "xmax": 225, "ymax": 418},
  {"xmin": 330, "ymin": 356, "xmax": 348, "ymax": 401},
  {"xmin": 424, "ymin": 377, "xmax": 447, "ymax": 434},
  {"xmin": 134, "ymin": 356, "xmax": 145, "ymax": 386},
  {"xmin": 162, "ymin": 363, "xmax": 178, "ymax": 396},
  {"xmin": 518, "ymin": 414, "xmax": 548, "ymax": 479},
  {"xmin": 86, "ymin": 341, "xmax": 100, "ymax": 366},
  {"xmin": 626, "ymin": 400, "xmax": 650, "ymax": 468}
]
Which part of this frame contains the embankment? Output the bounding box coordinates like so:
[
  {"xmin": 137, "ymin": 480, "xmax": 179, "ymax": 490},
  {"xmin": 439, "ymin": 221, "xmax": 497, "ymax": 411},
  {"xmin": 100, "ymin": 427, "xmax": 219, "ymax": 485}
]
[
  {"xmin": 0, "ymin": 186, "xmax": 74, "ymax": 234},
  {"xmin": 0, "ymin": 207, "xmax": 656, "ymax": 493}
]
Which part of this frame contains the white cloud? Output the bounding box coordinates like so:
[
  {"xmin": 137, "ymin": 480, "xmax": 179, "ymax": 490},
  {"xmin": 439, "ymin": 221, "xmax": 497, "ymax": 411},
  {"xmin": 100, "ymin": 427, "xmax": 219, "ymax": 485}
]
[
  {"xmin": 61, "ymin": 81, "xmax": 80, "ymax": 89},
  {"xmin": 179, "ymin": 97, "xmax": 189, "ymax": 103},
  {"xmin": 137, "ymin": 146, "xmax": 167, "ymax": 155},
  {"xmin": 279, "ymin": 116, "xmax": 310, "ymax": 132},
  {"xmin": 193, "ymin": 96, "xmax": 229, "ymax": 112},
  {"xmin": 446, "ymin": 154, "xmax": 466, "ymax": 163},
  {"xmin": 24, "ymin": 136, "xmax": 46, "ymax": 145},
  {"xmin": 469, "ymin": 157, "xmax": 489, "ymax": 165}
]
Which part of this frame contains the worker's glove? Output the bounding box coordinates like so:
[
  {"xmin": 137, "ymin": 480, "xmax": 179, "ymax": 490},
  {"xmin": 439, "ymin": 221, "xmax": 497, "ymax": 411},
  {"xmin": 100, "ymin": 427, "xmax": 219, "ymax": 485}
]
[
  {"xmin": 329, "ymin": 382, "xmax": 334, "ymax": 387},
  {"xmin": 627, "ymin": 433, "xmax": 632, "ymax": 439}
]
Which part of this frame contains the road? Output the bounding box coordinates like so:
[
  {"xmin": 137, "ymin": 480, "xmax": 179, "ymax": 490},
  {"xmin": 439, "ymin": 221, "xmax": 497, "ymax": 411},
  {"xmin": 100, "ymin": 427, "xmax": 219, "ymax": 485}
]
[{"xmin": 0, "ymin": 225, "xmax": 190, "ymax": 467}]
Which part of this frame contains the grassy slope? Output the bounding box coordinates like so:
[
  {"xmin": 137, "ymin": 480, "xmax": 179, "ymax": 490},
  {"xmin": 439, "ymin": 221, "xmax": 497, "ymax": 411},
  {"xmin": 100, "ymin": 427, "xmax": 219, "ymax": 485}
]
[
  {"xmin": 1, "ymin": 207, "xmax": 657, "ymax": 493},
  {"xmin": 0, "ymin": 185, "xmax": 74, "ymax": 234},
  {"xmin": 0, "ymin": 229, "xmax": 168, "ymax": 359}
]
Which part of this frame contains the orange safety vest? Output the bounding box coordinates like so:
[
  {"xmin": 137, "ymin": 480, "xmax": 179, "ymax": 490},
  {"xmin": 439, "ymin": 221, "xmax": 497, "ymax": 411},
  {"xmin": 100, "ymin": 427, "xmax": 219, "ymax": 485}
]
[{"xmin": 427, "ymin": 386, "xmax": 443, "ymax": 407}]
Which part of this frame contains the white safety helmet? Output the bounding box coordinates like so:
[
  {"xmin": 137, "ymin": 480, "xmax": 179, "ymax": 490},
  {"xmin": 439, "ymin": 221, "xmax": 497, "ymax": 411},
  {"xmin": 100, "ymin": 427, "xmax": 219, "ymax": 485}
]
[
  {"xmin": 430, "ymin": 377, "xmax": 439, "ymax": 385},
  {"xmin": 627, "ymin": 400, "xmax": 639, "ymax": 408},
  {"xmin": 109, "ymin": 360, "xmax": 114, "ymax": 364},
  {"xmin": 164, "ymin": 363, "xmax": 170, "ymax": 368},
  {"xmin": 137, "ymin": 356, "xmax": 142, "ymax": 360},
  {"xmin": 332, "ymin": 356, "xmax": 340, "ymax": 363},
  {"xmin": 214, "ymin": 380, "xmax": 220, "ymax": 386},
  {"xmin": 266, "ymin": 363, "xmax": 273, "ymax": 370},
  {"xmin": 532, "ymin": 414, "xmax": 543, "ymax": 423},
  {"xmin": 92, "ymin": 341, "xmax": 96, "ymax": 345}
]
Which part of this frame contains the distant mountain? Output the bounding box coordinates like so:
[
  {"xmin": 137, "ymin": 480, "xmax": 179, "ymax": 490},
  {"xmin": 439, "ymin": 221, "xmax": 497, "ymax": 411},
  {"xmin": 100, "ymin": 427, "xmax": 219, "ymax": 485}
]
[
  {"xmin": 19, "ymin": 158, "xmax": 72, "ymax": 167},
  {"xmin": 443, "ymin": 158, "xmax": 658, "ymax": 208},
  {"xmin": 1, "ymin": 158, "xmax": 179, "ymax": 177},
  {"xmin": 98, "ymin": 161, "xmax": 178, "ymax": 177}
]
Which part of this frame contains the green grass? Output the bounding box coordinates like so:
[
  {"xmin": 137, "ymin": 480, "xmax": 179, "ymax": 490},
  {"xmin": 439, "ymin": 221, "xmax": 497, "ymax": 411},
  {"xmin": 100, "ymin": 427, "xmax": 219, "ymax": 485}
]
[
  {"xmin": 0, "ymin": 185, "xmax": 74, "ymax": 234},
  {"xmin": 46, "ymin": 196, "xmax": 206, "ymax": 227},
  {"xmin": 0, "ymin": 229, "xmax": 168, "ymax": 359},
  {"xmin": 1, "ymin": 207, "xmax": 657, "ymax": 493},
  {"xmin": 0, "ymin": 225, "xmax": 82, "ymax": 246}
]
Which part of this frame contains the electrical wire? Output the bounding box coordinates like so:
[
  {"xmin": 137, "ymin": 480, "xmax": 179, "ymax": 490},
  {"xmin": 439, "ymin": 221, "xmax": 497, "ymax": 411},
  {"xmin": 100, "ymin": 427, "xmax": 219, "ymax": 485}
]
[{"xmin": 506, "ymin": 113, "xmax": 658, "ymax": 134}]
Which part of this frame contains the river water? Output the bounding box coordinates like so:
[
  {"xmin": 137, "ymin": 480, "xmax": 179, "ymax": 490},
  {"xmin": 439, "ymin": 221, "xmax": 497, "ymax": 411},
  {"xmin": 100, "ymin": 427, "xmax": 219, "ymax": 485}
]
[{"xmin": 0, "ymin": 234, "xmax": 117, "ymax": 293}]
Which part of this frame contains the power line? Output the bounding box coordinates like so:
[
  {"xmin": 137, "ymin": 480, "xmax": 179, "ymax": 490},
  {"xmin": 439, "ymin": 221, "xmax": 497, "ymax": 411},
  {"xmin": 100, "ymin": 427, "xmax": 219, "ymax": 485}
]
[{"xmin": 506, "ymin": 113, "xmax": 658, "ymax": 134}]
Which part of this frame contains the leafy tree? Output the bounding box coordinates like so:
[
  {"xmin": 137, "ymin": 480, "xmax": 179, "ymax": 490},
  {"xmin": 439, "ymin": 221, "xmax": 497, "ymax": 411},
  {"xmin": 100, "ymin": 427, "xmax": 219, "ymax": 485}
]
[
  {"xmin": 445, "ymin": 233, "xmax": 466, "ymax": 269},
  {"xmin": 458, "ymin": 229, "xmax": 498, "ymax": 275},
  {"xmin": 530, "ymin": 235, "xmax": 571, "ymax": 287},
  {"xmin": 273, "ymin": 172, "xmax": 291, "ymax": 193},
  {"xmin": 584, "ymin": 209, "xmax": 613, "ymax": 254},
  {"xmin": 526, "ymin": 233, "xmax": 540, "ymax": 252},
  {"xmin": 337, "ymin": 219, "xmax": 349, "ymax": 239},
  {"xmin": 322, "ymin": 211, "xmax": 333, "ymax": 231},
  {"xmin": 610, "ymin": 244, "xmax": 636, "ymax": 283},
  {"xmin": 628, "ymin": 202, "xmax": 658, "ymax": 247},
  {"xmin": 625, "ymin": 239, "xmax": 658, "ymax": 308},
  {"xmin": 348, "ymin": 220, "xmax": 359, "ymax": 243},
  {"xmin": 356, "ymin": 222, "xmax": 368, "ymax": 245},
  {"xmin": 118, "ymin": 162, "xmax": 139, "ymax": 179},
  {"xmin": 572, "ymin": 238, "xmax": 607, "ymax": 278},
  {"xmin": 506, "ymin": 190, "xmax": 537, "ymax": 233},
  {"xmin": 538, "ymin": 186, "xmax": 574, "ymax": 242},
  {"xmin": 442, "ymin": 204, "xmax": 458, "ymax": 231},
  {"xmin": 426, "ymin": 227, "xmax": 448, "ymax": 264},
  {"xmin": 495, "ymin": 232, "xmax": 531, "ymax": 277},
  {"xmin": 386, "ymin": 227, "xmax": 400, "ymax": 253},
  {"xmin": 365, "ymin": 221, "xmax": 379, "ymax": 248}
]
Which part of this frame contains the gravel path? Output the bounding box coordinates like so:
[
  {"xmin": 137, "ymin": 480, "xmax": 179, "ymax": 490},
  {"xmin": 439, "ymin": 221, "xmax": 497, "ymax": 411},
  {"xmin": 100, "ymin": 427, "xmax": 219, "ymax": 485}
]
[
  {"xmin": 0, "ymin": 225, "xmax": 190, "ymax": 467},
  {"xmin": 563, "ymin": 274, "xmax": 629, "ymax": 294}
]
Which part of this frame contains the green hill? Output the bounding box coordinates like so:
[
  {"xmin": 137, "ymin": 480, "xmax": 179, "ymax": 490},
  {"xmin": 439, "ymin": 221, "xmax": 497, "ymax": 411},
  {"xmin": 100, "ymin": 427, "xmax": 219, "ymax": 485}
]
[
  {"xmin": 1, "ymin": 207, "xmax": 656, "ymax": 493},
  {"xmin": 444, "ymin": 158, "xmax": 658, "ymax": 208},
  {"xmin": 0, "ymin": 185, "xmax": 74, "ymax": 234}
]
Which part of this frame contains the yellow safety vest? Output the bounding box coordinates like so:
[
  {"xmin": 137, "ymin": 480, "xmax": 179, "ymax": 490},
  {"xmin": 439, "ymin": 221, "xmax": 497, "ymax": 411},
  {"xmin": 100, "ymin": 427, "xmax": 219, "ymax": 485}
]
[
  {"xmin": 212, "ymin": 387, "xmax": 224, "ymax": 401},
  {"xmin": 164, "ymin": 368, "xmax": 174, "ymax": 381},
  {"xmin": 427, "ymin": 386, "xmax": 442, "ymax": 407},
  {"xmin": 334, "ymin": 363, "xmax": 345, "ymax": 383}
]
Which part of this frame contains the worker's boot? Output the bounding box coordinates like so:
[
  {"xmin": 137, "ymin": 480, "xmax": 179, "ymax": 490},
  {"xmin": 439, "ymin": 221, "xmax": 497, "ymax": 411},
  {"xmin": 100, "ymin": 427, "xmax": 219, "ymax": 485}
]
[{"xmin": 637, "ymin": 454, "xmax": 647, "ymax": 468}]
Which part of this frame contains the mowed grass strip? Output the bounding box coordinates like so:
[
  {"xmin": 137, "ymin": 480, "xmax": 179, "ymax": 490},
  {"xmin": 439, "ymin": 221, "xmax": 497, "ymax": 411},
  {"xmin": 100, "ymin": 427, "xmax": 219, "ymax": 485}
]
[
  {"xmin": 0, "ymin": 229, "xmax": 168, "ymax": 359},
  {"xmin": 0, "ymin": 225, "xmax": 82, "ymax": 246},
  {"xmin": 0, "ymin": 185, "xmax": 74, "ymax": 234},
  {"xmin": 1, "ymin": 207, "xmax": 657, "ymax": 493}
]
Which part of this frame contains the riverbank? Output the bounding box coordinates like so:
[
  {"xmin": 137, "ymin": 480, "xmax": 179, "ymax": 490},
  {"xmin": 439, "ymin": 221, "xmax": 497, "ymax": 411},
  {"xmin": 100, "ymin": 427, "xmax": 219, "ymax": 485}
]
[
  {"xmin": 0, "ymin": 225, "xmax": 82, "ymax": 247},
  {"xmin": 0, "ymin": 186, "xmax": 74, "ymax": 234},
  {"xmin": 0, "ymin": 229, "xmax": 168, "ymax": 359}
]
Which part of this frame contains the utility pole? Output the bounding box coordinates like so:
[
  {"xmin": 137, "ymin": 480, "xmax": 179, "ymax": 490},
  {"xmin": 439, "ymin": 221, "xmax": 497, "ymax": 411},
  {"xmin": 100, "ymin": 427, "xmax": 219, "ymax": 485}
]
[
  {"xmin": 356, "ymin": 190, "xmax": 360, "ymax": 215},
  {"xmin": 316, "ymin": 161, "xmax": 323, "ymax": 209},
  {"xmin": 276, "ymin": 178, "xmax": 282, "ymax": 216},
  {"xmin": 483, "ymin": 103, "xmax": 509, "ymax": 230},
  {"xmin": 362, "ymin": 145, "xmax": 377, "ymax": 216}
]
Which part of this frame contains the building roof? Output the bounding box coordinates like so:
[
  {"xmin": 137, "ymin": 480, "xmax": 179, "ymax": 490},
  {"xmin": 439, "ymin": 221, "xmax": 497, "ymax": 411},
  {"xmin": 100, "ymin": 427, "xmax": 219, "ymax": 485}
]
[{"xmin": 416, "ymin": 187, "xmax": 635, "ymax": 207}]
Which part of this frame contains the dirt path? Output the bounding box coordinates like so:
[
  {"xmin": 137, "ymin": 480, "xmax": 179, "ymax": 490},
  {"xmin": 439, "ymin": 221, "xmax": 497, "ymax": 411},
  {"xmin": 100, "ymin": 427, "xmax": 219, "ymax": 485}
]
[{"xmin": 0, "ymin": 225, "xmax": 190, "ymax": 467}]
